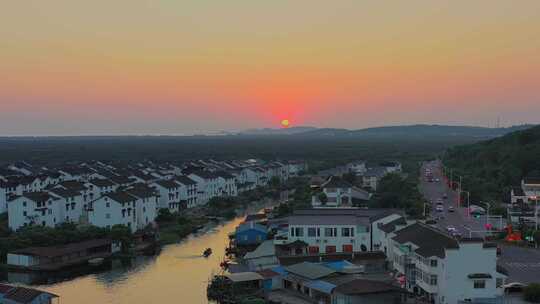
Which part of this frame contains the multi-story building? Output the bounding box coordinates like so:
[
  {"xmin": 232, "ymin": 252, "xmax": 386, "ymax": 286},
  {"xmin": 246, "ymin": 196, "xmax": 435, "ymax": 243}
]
[
  {"xmin": 174, "ymin": 175, "xmax": 198, "ymax": 208},
  {"xmin": 281, "ymin": 208, "xmax": 402, "ymax": 254},
  {"xmin": 8, "ymin": 192, "xmax": 62, "ymax": 230},
  {"xmin": 390, "ymin": 223, "xmax": 506, "ymax": 304},
  {"xmin": 126, "ymin": 185, "xmax": 158, "ymax": 230},
  {"xmin": 88, "ymin": 191, "xmax": 138, "ymax": 232},
  {"xmin": 48, "ymin": 188, "xmax": 85, "ymax": 224},
  {"xmin": 215, "ymin": 171, "xmax": 237, "ymax": 197},
  {"xmin": 188, "ymin": 171, "xmax": 219, "ymax": 204},
  {"xmin": 152, "ymin": 180, "xmax": 181, "ymax": 212},
  {"xmin": 86, "ymin": 179, "xmax": 117, "ymax": 199}
]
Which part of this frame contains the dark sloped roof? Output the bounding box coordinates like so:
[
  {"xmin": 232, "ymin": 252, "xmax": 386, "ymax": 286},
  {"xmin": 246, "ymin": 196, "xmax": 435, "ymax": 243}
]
[
  {"xmin": 175, "ymin": 175, "xmax": 197, "ymax": 186},
  {"xmin": 48, "ymin": 188, "xmax": 81, "ymax": 199},
  {"xmin": 4, "ymin": 286, "xmax": 52, "ymax": 303},
  {"xmin": 392, "ymin": 223, "xmax": 459, "ymax": 258},
  {"xmin": 110, "ymin": 175, "xmax": 133, "ymax": 185},
  {"xmin": 154, "ymin": 179, "xmax": 178, "ymax": 189},
  {"xmin": 127, "ymin": 186, "xmax": 157, "ymax": 199},
  {"xmin": 22, "ymin": 192, "xmax": 57, "ymax": 203},
  {"xmin": 12, "ymin": 239, "xmax": 111, "ymax": 258},
  {"xmin": 379, "ymin": 217, "xmax": 407, "ymax": 233},
  {"xmin": 285, "ymin": 262, "xmax": 336, "ymax": 280},
  {"xmin": 105, "ymin": 191, "xmax": 137, "ymax": 204},
  {"xmin": 58, "ymin": 180, "xmax": 87, "ymax": 191},
  {"xmin": 190, "ymin": 170, "xmax": 217, "ymax": 179},
  {"xmin": 323, "ymin": 176, "xmax": 352, "ymax": 189},
  {"xmin": 333, "ymin": 279, "xmax": 402, "ymax": 295},
  {"xmin": 215, "ymin": 171, "xmax": 235, "ymax": 179},
  {"xmin": 88, "ymin": 178, "xmax": 115, "ymax": 187}
]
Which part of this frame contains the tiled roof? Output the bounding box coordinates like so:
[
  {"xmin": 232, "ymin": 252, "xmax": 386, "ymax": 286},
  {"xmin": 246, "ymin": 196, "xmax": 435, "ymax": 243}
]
[
  {"xmin": 88, "ymin": 178, "xmax": 115, "ymax": 187},
  {"xmin": 174, "ymin": 175, "xmax": 197, "ymax": 186},
  {"xmin": 379, "ymin": 217, "xmax": 407, "ymax": 233},
  {"xmin": 332, "ymin": 279, "xmax": 402, "ymax": 295},
  {"xmin": 22, "ymin": 192, "xmax": 57, "ymax": 203},
  {"xmin": 285, "ymin": 262, "xmax": 336, "ymax": 280},
  {"xmin": 48, "ymin": 188, "xmax": 81, "ymax": 199},
  {"xmin": 392, "ymin": 223, "xmax": 459, "ymax": 258},
  {"xmin": 154, "ymin": 180, "xmax": 179, "ymax": 189},
  {"xmin": 323, "ymin": 176, "xmax": 352, "ymax": 189},
  {"xmin": 12, "ymin": 239, "xmax": 111, "ymax": 258},
  {"xmin": 105, "ymin": 191, "xmax": 137, "ymax": 204}
]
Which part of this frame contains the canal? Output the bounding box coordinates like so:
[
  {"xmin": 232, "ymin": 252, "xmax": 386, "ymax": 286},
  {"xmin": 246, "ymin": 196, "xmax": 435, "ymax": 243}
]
[{"xmin": 19, "ymin": 216, "xmax": 245, "ymax": 304}]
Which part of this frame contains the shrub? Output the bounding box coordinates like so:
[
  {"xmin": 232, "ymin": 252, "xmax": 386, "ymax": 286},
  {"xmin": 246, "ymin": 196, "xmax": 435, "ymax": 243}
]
[{"xmin": 524, "ymin": 283, "xmax": 540, "ymax": 303}]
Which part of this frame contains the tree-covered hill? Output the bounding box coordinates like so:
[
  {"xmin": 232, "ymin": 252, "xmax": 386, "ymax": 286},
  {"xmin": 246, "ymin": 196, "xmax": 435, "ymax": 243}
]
[{"xmin": 443, "ymin": 125, "xmax": 540, "ymax": 203}]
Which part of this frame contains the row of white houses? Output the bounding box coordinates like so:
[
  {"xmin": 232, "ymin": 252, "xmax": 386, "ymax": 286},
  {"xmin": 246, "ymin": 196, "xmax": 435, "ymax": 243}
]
[{"xmin": 1, "ymin": 159, "xmax": 308, "ymax": 232}]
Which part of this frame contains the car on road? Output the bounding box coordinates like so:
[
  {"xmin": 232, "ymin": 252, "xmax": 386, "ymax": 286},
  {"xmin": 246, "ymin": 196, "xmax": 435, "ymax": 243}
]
[
  {"xmin": 470, "ymin": 205, "xmax": 486, "ymax": 213},
  {"xmin": 446, "ymin": 226, "xmax": 457, "ymax": 233},
  {"xmin": 436, "ymin": 205, "xmax": 444, "ymax": 212},
  {"xmin": 448, "ymin": 206, "xmax": 455, "ymax": 212},
  {"xmin": 450, "ymin": 230, "xmax": 462, "ymax": 238},
  {"xmin": 435, "ymin": 178, "xmax": 440, "ymax": 182},
  {"xmin": 442, "ymin": 193, "xmax": 448, "ymax": 199},
  {"xmin": 470, "ymin": 209, "xmax": 485, "ymax": 217},
  {"xmin": 436, "ymin": 198, "xmax": 443, "ymax": 205}
]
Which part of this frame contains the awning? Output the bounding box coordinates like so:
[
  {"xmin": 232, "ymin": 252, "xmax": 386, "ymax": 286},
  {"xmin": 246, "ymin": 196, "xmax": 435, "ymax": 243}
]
[
  {"xmin": 304, "ymin": 280, "xmax": 336, "ymax": 294},
  {"xmin": 467, "ymin": 273, "xmax": 492, "ymax": 279}
]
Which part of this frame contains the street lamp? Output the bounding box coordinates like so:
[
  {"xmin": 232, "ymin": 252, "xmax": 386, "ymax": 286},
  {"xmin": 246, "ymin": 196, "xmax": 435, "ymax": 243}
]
[
  {"xmin": 423, "ymin": 201, "xmax": 429, "ymax": 218},
  {"xmin": 462, "ymin": 191, "xmax": 471, "ymax": 218}
]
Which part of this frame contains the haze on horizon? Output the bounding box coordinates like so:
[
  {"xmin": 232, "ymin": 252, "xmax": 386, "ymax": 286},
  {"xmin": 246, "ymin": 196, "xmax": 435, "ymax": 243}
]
[{"xmin": 1, "ymin": 1, "xmax": 539, "ymax": 136}]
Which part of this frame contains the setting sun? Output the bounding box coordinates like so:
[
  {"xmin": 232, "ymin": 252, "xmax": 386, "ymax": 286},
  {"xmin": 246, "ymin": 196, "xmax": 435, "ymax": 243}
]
[{"xmin": 281, "ymin": 119, "xmax": 290, "ymax": 128}]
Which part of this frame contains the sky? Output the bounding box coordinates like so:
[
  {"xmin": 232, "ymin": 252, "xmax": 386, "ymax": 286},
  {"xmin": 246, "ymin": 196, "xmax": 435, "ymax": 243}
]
[{"xmin": 1, "ymin": 0, "xmax": 539, "ymax": 135}]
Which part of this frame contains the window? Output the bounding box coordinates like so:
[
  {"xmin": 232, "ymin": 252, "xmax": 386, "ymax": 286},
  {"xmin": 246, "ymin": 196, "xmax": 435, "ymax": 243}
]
[
  {"xmin": 474, "ymin": 280, "xmax": 486, "ymax": 289},
  {"xmin": 23, "ymin": 211, "xmax": 27, "ymax": 216},
  {"xmin": 325, "ymin": 228, "xmax": 337, "ymax": 237},
  {"xmin": 308, "ymin": 228, "xmax": 317, "ymax": 237},
  {"xmin": 430, "ymin": 259, "xmax": 438, "ymax": 267},
  {"xmin": 66, "ymin": 204, "xmax": 70, "ymax": 211},
  {"xmin": 106, "ymin": 202, "xmax": 110, "ymax": 208},
  {"xmin": 48, "ymin": 209, "xmax": 52, "ymax": 215},
  {"xmin": 430, "ymin": 275, "xmax": 438, "ymax": 286},
  {"xmin": 290, "ymin": 227, "xmax": 294, "ymax": 237},
  {"xmin": 342, "ymin": 227, "xmax": 354, "ymax": 237},
  {"xmin": 294, "ymin": 227, "xmax": 304, "ymax": 237},
  {"xmin": 496, "ymin": 278, "xmax": 504, "ymax": 288},
  {"xmin": 106, "ymin": 213, "xmax": 110, "ymax": 219},
  {"xmin": 23, "ymin": 201, "xmax": 27, "ymax": 207},
  {"xmin": 71, "ymin": 203, "xmax": 75, "ymax": 210}
]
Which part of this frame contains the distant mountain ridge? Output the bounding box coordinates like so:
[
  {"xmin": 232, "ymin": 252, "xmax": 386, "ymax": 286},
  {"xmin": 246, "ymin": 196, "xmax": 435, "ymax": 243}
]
[{"xmin": 240, "ymin": 124, "xmax": 535, "ymax": 139}]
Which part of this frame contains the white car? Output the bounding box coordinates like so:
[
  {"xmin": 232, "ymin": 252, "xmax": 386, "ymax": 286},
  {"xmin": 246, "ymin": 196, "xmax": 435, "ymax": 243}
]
[
  {"xmin": 436, "ymin": 205, "xmax": 444, "ymax": 212},
  {"xmin": 446, "ymin": 226, "xmax": 457, "ymax": 233}
]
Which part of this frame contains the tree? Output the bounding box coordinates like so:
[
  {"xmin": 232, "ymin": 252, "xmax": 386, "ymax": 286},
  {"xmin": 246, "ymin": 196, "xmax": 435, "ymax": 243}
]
[
  {"xmin": 156, "ymin": 209, "xmax": 174, "ymax": 223},
  {"xmin": 269, "ymin": 176, "xmax": 281, "ymax": 189},
  {"xmin": 317, "ymin": 192, "xmax": 328, "ymax": 205},
  {"xmin": 524, "ymin": 283, "xmax": 540, "ymax": 303}
]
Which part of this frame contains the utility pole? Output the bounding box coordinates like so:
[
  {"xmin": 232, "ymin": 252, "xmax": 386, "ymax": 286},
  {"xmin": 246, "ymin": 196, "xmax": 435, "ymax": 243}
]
[{"xmin": 458, "ymin": 176, "xmax": 462, "ymax": 207}]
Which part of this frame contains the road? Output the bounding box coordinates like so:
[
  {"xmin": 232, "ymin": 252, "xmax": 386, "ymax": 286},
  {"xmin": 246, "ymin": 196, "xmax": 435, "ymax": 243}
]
[
  {"xmin": 419, "ymin": 160, "xmax": 488, "ymax": 238},
  {"xmin": 419, "ymin": 160, "xmax": 540, "ymax": 285}
]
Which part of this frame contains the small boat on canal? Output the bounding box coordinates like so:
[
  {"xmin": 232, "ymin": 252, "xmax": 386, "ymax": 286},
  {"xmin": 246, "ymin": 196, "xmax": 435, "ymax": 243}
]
[{"xmin": 203, "ymin": 248, "xmax": 213, "ymax": 257}]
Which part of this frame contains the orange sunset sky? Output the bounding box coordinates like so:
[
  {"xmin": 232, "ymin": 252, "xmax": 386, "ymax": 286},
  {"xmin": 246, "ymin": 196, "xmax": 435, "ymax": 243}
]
[{"xmin": 1, "ymin": 1, "xmax": 539, "ymax": 135}]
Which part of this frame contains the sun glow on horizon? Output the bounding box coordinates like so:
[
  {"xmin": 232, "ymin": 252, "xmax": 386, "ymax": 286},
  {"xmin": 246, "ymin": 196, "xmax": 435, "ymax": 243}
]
[{"xmin": 281, "ymin": 119, "xmax": 290, "ymax": 128}]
